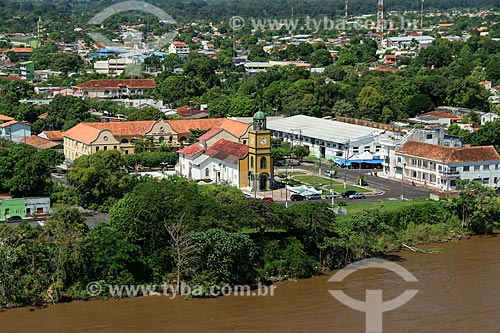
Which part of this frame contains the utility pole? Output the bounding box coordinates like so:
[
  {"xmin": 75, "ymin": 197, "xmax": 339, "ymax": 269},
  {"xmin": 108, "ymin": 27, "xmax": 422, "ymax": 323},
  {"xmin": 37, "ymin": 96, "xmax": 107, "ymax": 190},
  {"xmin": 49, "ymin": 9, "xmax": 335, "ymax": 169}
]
[
  {"xmin": 344, "ymin": 0, "xmax": 349, "ymax": 25},
  {"xmin": 330, "ymin": 161, "xmax": 335, "ymax": 208},
  {"xmin": 420, "ymin": 0, "xmax": 425, "ymax": 30}
]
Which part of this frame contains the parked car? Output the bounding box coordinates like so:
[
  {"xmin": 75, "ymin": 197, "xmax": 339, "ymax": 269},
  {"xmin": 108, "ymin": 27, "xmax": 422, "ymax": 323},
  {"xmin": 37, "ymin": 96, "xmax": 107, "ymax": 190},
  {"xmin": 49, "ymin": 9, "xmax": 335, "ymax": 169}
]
[
  {"xmin": 342, "ymin": 190, "xmax": 357, "ymax": 198},
  {"xmin": 308, "ymin": 193, "xmax": 322, "ymax": 200},
  {"xmin": 262, "ymin": 196, "xmax": 274, "ymax": 202},
  {"xmin": 324, "ymin": 170, "xmax": 335, "ymax": 177},
  {"xmin": 6, "ymin": 216, "xmax": 22, "ymax": 222},
  {"xmin": 290, "ymin": 194, "xmax": 306, "ymax": 201},
  {"xmin": 349, "ymin": 193, "xmax": 366, "ymax": 199},
  {"xmin": 325, "ymin": 192, "xmax": 340, "ymax": 199}
]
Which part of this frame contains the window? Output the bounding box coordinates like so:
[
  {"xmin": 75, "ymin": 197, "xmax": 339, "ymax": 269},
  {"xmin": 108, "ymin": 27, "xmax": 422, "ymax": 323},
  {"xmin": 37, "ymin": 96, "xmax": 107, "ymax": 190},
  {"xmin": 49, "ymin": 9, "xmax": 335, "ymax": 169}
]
[
  {"xmin": 243, "ymin": 140, "xmax": 247, "ymax": 145},
  {"xmin": 426, "ymin": 134, "xmax": 432, "ymax": 139},
  {"xmin": 26, "ymin": 208, "xmax": 31, "ymax": 215},
  {"xmin": 250, "ymin": 156, "xmax": 254, "ymax": 168},
  {"xmin": 474, "ymin": 165, "xmax": 480, "ymax": 171},
  {"xmin": 104, "ymin": 146, "xmax": 108, "ymax": 151},
  {"xmin": 36, "ymin": 207, "xmax": 44, "ymax": 213},
  {"xmin": 353, "ymin": 147, "xmax": 359, "ymax": 153},
  {"xmin": 113, "ymin": 146, "xmax": 117, "ymax": 150},
  {"xmin": 159, "ymin": 137, "xmax": 165, "ymax": 144},
  {"xmin": 169, "ymin": 136, "xmax": 173, "ymax": 142},
  {"xmin": 260, "ymin": 157, "xmax": 267, "ymax": 169},
  {"xmin": 179, "ymin": 136, "xmax": 187, "ymax": 142},
  {"xmin": 463, "ymin": 166, "xmax": 470, "ymax": 172},
  {"xmin": 483, "ymin": 178, "xmax": 490, "ymax": 185},
  {"xmin": 5, "ymin": 208, "xmax": 9, "ymax": 215},
  {"xmin": 96, "ymin": 147, "xmax": 99, "ymax": 152},
  {"xmin": 205, "ymin": 168, "xmax": 209, "ymax": 177},
  {"xmin": 121, "ymin": 138, "xmax": 129, "ymax": 143},
  {"xmin": 125, "ymin": 150, "xmax": 129, "ymax": 155}
]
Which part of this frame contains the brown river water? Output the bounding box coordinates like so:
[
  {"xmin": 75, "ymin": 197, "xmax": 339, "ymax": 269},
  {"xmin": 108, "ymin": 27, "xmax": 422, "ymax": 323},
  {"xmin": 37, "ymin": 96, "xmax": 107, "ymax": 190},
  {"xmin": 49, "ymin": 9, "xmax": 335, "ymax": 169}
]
[{"xmin": 2, "ymin": 236, "xmax": 500, "ymax": 333}]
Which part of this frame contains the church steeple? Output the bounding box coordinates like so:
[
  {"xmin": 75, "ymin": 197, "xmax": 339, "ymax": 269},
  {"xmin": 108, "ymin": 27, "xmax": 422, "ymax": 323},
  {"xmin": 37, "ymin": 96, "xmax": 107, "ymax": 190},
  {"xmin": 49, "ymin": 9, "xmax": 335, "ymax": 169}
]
[{"xmin": 253, "ymin": 111, "xmax": 267, "ymax": 131}]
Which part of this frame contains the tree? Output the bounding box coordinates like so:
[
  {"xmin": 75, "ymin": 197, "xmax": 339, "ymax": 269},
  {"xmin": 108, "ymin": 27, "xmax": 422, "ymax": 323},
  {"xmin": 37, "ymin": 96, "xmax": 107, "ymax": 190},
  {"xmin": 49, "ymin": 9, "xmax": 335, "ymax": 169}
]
[
  {"xmin": 310, "ymin": 49, "xmax": 333, "ymax": 67},
  {"xmin": 127, "ymin": 107, "xmax": 165, "ymax": 121},
  {"xmin": 293, "ymin": 145, "xmax": 310, "ymax": 162},
  {"xmin": 166, "ymin": 216, "xmax": 197, "ymax": 292}
]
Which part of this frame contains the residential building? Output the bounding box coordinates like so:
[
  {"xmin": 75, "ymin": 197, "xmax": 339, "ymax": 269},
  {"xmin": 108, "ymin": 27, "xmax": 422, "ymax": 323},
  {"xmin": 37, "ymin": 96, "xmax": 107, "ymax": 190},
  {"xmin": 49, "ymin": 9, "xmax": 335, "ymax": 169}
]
[
  {"xmin": 34, "ymin": 69, "xmax": 62, "ymax": 82},
  {"xmin": 0, "ymin": 115, "xmax": 31, "ymax": 142},
  {"xmin": 243, "ymin": 60, "xmax": 311, "ymax": 74},
  {"xmin": 0, "ymin": 197, "xmax": 50, "ymax": 221},
  {"xmin": 177, "ymin": 112, "xmax": 272, "ymax": 190},
  {"xmin": 168, "ymin": 41, "xmax": 190, "ymax": 55},
  {"xmin": 62, "ymin": 118, "xmax": 250, "ymax": 162},
  {"xmin": 93, "ymin": 58, "xmax": 136, "ymax": 76},
  {"xmin": 72, "ymin": 79, "xmax": 156, "ymax": 98},
  {"xmin": 395, "ymin": 141, "xmax": 500, "ymax": 191},
  {"xmin": 20, "ymin": 61, "xmax": 34, "ymax": 80},
  {"xmin": 20, "ymin": 135, "xmax": 62, "ymax": 150},
  {"xmin": 481, "ymin": 112, "xmax": 500, "ymax": 125}
]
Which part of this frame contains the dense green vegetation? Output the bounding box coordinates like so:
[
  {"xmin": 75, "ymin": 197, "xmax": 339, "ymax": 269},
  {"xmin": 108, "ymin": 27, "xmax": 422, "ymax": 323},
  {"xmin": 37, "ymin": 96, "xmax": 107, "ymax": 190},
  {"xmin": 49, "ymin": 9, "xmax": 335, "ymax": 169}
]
[
  {"xmin": 0, "ymin": 140, "xmax": 63, "ymax": 197},
  {"xmin": 1, "ymin": 150, "xmax": 499, "ymax": 308}
]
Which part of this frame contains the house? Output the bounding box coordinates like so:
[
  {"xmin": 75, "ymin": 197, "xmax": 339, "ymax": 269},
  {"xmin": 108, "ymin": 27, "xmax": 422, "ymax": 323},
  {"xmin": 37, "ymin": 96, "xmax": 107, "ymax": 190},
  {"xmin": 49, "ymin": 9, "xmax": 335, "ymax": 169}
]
[
  {"xmin": 168, "ymin": 41, "xmax": 190, "ymax": 55},
  {"xmin": 395, "ymin": 141, "xmax": 500, "ymax": 191},
  {"xmin": 0, "ymin": 197, "xmax": 50, "ymax": 221},
  {"xmin": 410, "ymin": 111, "xmax": 462, "ymax": 126},
  {"xmin": 39, "ymin": 130, "xmax": 64, "ymax": 143},
  {"xmin": 72, "ymin": 79, "xmax": 156, "ymax": 99},
  {"xmin": 20, "ymin": 135, "xmax": 62, "ymax": 150},
  {"xmin": 174, "ymin": 105, "xmax": 209, "ymax": 119},
  {"xmin": 387, "ymin": 36, "xmax": 435, "ymax": 49},
  {"xmin": 480, "ymin": 112, "xmax": 500, "ymax": 125},
  {"xmin": 0, "ymin": 115, "xmax": 31, "ymax": 142},
  {"xmin": 177, "ymin": 112, "xmax": 273, "ymax": 191},
  {"xmin": 62, "ymin": 118, "xmax": 250, "ymax": 162}
]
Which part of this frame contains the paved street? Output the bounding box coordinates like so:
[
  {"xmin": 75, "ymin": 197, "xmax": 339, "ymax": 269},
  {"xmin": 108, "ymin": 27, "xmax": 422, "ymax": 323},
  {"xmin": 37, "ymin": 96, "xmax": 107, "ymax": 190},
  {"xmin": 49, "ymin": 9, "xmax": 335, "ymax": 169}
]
[{"xmin": 271, "ymin": 158, "xmax": 438, "ymax": 204}]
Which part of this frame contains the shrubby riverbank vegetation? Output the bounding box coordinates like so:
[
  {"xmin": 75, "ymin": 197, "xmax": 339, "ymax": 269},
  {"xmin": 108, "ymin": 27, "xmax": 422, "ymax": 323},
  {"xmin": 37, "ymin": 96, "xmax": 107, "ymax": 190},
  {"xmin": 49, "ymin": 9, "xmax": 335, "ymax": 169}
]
[{"xmin": 1, "ymin": 151, "xmax": 499, "ymax": 308}]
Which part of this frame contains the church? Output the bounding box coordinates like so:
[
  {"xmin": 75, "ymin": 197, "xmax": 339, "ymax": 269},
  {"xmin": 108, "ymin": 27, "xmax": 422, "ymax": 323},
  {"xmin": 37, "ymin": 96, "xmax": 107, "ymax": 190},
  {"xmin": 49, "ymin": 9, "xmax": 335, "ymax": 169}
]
[{"xmin": 177, "ymin": 112, "xmax": 273, "ymax": 191}]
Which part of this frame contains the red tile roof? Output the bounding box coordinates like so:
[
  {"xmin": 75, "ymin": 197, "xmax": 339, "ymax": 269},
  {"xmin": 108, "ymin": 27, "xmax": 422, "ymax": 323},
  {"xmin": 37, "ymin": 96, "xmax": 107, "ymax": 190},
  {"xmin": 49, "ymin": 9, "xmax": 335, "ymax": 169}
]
[
  {"xmin": 374, "ymin": 65, "xmax": 398, "ymax": 73},
  {"xmin": 41, "ymin": 130, "xmax": 63, "ymax": 141},
  {"xmin": 0, "ymin": 120, "xmax": 18, "ymax": 127},
  {"xmin": 397, "ymin": 141, "xmax": 500, "ymax": 163},
  {"xmin": 21, "ymin": 135, "xmax": 60, "ymax": 149},
  {"xmin": 172, "ymin": 41, "xmax": 188, "ymax": 47},
  {"xmin": 198, "ymin": 128, "xmax": 223, "ymax": 141},
  {"xmin": 63, "ymin": 123, "xmax": 103, "ymax": 144},
  {"xmin": 37, "ymin": 112, "xmax": 48, "ymax": 119},
  {"xmin": 205, "ymin": 138, "xmax": 248, "ymax": 163},
  {"xmin": 0, "ymin": 115, "xmax": 14, "ymax": 121},
  {"xmin": 178, "ymin": 143, "xmax": 204, "ymax": 157},
  {"xmin": 74, "ymin": 79, "xmax": 156, "ymax": 90},
  {"xmin": 422, "ymin": 111, "xmax": 462, "ymax": 120},
  {"xmin": 83, "ymin": 121, "xmax": 156, "ymax": 137},
  {"xmin": 175, "ymin": 105, "xmax": 208, "ymax": 118},
  {"xmin": 168, "ymin": 118, "xmax": 249, "ymax": 137}
]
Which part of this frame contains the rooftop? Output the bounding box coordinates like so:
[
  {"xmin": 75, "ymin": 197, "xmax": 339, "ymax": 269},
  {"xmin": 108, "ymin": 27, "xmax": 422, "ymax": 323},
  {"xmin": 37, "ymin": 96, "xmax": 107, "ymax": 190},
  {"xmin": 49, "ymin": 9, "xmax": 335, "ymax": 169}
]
[
  {"xmin": 397, "ymin": 141, "xmax": 500, "ymax": 163},
  {"xmin": 205, "ymin": 139, "xmax": 248, "ymax": 164},
  {"xmin": 73, "ymin": 79, "xmax": 156, "ymax": 90},
  {"xmin": 267, "ymin": 115, "xmax": 383, "ymax": 144},
  {"xmin": 21, "ymin": 135, "xmax": 60, "ymax": 149}
]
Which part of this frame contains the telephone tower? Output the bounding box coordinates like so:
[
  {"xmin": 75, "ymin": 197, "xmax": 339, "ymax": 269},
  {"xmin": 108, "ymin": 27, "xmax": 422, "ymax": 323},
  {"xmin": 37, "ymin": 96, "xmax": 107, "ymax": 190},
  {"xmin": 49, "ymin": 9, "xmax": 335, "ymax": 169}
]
[
  {"xmin": 420, "ymin": 0, "xmax": 425, "ymax": 30},
  {"xmin": 377, "ymin": 0, "xmax": 385, "ymax": 46}
]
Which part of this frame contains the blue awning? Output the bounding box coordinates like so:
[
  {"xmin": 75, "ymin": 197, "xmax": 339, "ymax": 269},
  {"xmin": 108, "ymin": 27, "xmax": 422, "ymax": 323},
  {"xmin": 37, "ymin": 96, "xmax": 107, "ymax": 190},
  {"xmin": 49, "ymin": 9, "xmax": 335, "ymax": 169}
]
[{"xmin": 336, "ymin": 158, "xmax": 383, "ymax": 167}]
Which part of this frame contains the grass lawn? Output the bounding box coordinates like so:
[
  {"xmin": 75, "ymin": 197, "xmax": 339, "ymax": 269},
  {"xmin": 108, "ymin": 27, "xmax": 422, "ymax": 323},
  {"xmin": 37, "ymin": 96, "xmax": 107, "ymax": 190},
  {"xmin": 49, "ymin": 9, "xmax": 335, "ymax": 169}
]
[
  {"xmin": 338, "ymin": 199, "xmax": 431, "ymax": 220},
  {"xmin": 294, "ymin": 175, "xmax": 369, "ymax": 193}
]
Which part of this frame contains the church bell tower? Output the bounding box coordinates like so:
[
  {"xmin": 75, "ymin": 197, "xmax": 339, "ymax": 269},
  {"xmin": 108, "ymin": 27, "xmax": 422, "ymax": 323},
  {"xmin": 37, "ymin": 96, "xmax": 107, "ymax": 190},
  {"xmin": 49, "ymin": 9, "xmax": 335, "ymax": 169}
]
[{"xmin": 248, "ymin": 111, "xmax": 272, "ymax": 191}]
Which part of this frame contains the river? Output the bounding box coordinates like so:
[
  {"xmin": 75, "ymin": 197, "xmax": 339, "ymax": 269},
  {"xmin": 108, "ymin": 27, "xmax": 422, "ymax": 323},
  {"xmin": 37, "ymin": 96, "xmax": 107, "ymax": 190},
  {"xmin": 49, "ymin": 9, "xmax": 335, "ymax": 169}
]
[{"xmin": 2, "ymin": 236, "xmax": 500, "ymax": 332}]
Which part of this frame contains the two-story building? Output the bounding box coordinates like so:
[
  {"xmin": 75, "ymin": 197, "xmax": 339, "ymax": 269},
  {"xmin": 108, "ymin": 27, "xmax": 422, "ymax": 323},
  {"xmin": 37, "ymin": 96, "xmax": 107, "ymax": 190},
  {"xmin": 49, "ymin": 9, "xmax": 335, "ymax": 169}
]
[
  {"xmin": 63, "ymin": 118, "xmax": 250, "ymax": 163},
  {"xmin": 0, "ymin": 115, "xmax": 31, "ymax": 142},
  {"xmin": 395, "ymin": 141, "xmax": 500, "ymax": 191},
  {"xmin": 72, "ymin": 79, "xmax": 156, "ymax": 99},
  {"xmin": 168, "ymin": 41, "xmax": 190, "ymax": 55}
]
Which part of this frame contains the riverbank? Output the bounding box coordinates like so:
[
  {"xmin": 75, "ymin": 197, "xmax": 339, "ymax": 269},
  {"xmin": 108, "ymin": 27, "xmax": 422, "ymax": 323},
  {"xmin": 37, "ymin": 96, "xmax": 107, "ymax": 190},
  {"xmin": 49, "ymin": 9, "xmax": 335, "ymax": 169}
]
[{"xmin": 2, "ymin": 236, "xmax": 499, "ymax": 333}]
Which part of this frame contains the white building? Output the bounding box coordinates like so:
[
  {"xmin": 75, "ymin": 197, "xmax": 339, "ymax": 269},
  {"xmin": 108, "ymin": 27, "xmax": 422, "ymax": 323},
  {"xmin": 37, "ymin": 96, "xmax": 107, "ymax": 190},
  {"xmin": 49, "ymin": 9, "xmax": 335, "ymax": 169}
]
[
  {"xmin": 388, "ymin": 35, "xmax": 435, "ymax": 49},
  {"xmin": 481, "ymin": 112, "xmax": 500, "ymax": 125},
  {"xmin": 93, "ymin": 58, "xmax": 136, "ymax": 76},
  {"xmin": 267, "ymin": 115, "xmax": 401, "ymax": 170},
  {"xmin": 177, "ymin": 138, "xmax": 249, "ymax": 187},
  {"xmin": 168, "ymin": 41, "xmax": 190, "ymax": 55},
  {"xmin": 395, "ymin": 141, "xmax": 500, "ymax": 191}
]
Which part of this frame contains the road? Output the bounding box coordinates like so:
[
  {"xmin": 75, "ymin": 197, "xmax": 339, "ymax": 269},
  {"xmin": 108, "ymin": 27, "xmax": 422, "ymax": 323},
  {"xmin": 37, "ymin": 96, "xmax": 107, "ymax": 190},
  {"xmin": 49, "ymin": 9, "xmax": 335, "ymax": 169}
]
[{"xmin": 274, "ymin": 159, "xmax": 437, "ymax": 204}]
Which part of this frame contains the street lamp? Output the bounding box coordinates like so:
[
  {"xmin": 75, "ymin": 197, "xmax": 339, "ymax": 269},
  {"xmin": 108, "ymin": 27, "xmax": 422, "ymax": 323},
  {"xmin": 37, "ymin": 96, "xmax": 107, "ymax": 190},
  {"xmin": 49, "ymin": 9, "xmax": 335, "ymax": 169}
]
[
  {"xmin": 401, "ymin": 162, "xmax": 406, "ymax": 200},
  {"xmin": 343, "ymin": 139, "xmax": 350, "ymax": 189},
  {"xmin": 330, "ymin": 161, "xmax": 335, "ymax": 208}
]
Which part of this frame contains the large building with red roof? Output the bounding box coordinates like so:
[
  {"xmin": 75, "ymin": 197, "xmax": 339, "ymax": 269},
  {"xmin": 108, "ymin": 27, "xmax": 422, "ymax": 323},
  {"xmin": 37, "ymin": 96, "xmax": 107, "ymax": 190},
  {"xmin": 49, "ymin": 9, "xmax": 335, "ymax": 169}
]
[
  {"xmin": 62, "ymin": 118, "xmax": 251, "ymax": 163},
  {"xmin": 395, "ymin": 141, "xmax": 500, "ymax": 191}
]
